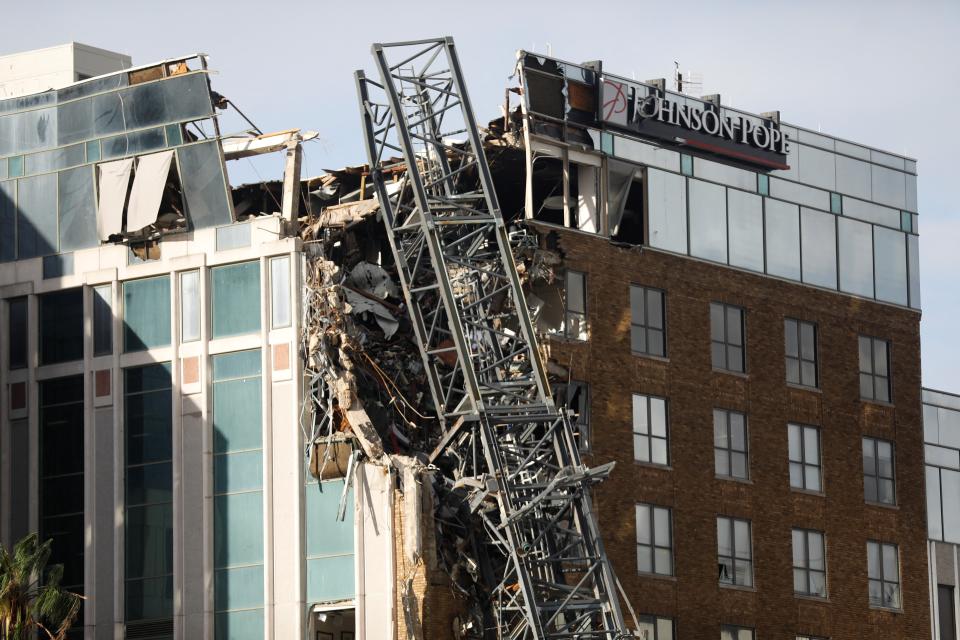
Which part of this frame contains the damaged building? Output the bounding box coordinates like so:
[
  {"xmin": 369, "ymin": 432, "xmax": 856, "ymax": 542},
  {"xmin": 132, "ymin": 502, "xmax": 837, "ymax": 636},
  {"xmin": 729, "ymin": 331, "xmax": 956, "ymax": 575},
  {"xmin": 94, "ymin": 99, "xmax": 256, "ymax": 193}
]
[{"xmin": 0, "ymin": 35, "xmax": 934, "ymax": 640}]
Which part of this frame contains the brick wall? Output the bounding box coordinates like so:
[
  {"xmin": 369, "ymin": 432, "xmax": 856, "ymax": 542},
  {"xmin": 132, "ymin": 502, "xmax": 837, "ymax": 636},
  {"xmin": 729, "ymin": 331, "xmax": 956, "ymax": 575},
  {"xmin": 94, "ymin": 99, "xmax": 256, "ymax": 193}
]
[
  {"xmin": 540, "ymin": 226, "xmax": 928, "ymax": 639},
  {"xmin": 393, "ymin": 481, "xmax": 466, "ymax": 639}
]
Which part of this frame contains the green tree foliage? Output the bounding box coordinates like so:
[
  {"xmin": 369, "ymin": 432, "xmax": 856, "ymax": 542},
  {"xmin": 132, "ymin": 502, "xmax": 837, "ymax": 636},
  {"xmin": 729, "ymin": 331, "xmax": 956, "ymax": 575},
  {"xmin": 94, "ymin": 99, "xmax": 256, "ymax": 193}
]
[{"xmin": 0, "ymin": 533, "xmax": 81, "ymax": 640}]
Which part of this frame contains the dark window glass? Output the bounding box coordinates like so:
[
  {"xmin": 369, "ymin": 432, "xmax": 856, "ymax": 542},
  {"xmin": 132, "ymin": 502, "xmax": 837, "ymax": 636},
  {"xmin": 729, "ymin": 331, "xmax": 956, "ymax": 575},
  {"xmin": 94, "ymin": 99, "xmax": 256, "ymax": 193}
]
[
  {"xmin": 40, "ymin": 376, "xmax": 85, "ymax": 617},
  {"xmin": 630, "ymin": 285, "xmax": 666, "ymax": 357},
  {"xmin": 711, "ymin": 303, "xmax": 745, "ymax": 373},
  {"xmin": 939, "ymin": 585, "xmax": 956, "ymax": 640},
  {"xmin": 1, "ymin": 180, "xmax": 16, "ymax": 262},
  {"xmin": 785, "ymin": 318, "xmax": 818, "ymax": 387},
  {"xmin": 40, "ymin": 288, "xmax": 83, "ymax": 364},
  {"xmin": 125, "ymin": 363, "xmax": 174, "ymax": 623},
  {"xmin": 177, "ymin": 141, "xmax": 233, "ymax": 229},
  {"xmin": 8, "ymin": 297, "xmax": 27, "ymax": 369},
  {"xmin": 93, "ymin": 285, "xmax": 113, "ymax": 356},
  {"xmin": 859, "ymin": 335, "xmax": 891, "ymax": 403}
]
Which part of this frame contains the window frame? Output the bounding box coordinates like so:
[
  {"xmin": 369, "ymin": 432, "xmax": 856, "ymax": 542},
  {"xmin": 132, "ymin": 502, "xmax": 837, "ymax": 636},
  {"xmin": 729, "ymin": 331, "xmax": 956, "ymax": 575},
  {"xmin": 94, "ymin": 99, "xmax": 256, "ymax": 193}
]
[
  {"xmin": 632, "ymin": 393, "xmax": 670, "ymax": 467},
  {"xmin": 867, "ymin": 540, "xmax": 901, "ymax": 610},
  {"xmin": 784, "ymin": 318, "xmax": 818, "ymax": 388},
  {"xmin": 630, "ymin": 284, "xmax": 667, "ymax": 358},
  {"xmin": 863, "ymin": 436, "xmax": 896, "ymax": 506},
  {"xmin": 560, "ymin": 269, "xmax": 588, "ymax": 341},
  {"xmin": 859, "ymin": 335, "xmax": 892, "ymax": 403},
  {"xmin": 210, "ymin": 260, "xmax": 262, "ymax": 339},
  {"xmin": 721, "ymin": 624, "xmax": 755, "ymax": 640},
  {"xmin": 717, "ymin": 516, "xmax": 753, "ymax": 588},
  {"xmin": 710, "ymin": 302, "xmax": 746, "ymax": 373},
  {"xmin": 635, "ymin": 503, "xmax": 674, "ymax": 577},
  {"xmin": 714, "ymin": 409, "xmax": 749, "ymax": 481},
  {"xmin": 792, "ymin": 528, "xmax": 827, "ymax": 598},
  {"xmin": 788, "ymin": 423, "xmax": 822, "ymax": 493},
  {"xmin": 637, "ymin": 614, "xmax": 674, "ymax": 640}
]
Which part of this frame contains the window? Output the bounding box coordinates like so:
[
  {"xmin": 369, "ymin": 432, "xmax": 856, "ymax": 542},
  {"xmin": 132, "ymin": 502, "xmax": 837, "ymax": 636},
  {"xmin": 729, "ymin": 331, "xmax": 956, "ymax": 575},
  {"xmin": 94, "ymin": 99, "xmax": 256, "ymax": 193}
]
[
  {"xmin": 863, "ymin": 437, "xmax": 896, "ymax": 505},
  {"xmin": 558, "ymin": 270, "xmax": 587, "ymax": 340},
  {"xmin": 211, "ymin": 261, "xmax": 261, "ymax": 338},
  {"xmin": 721, "ymin": 626, "xmax": 754, "ymax": 640},
  {"xmin": 636, "ymin": 503, "xmax": 673, "ymax": 576},
  {"xmin": 680, "ymin": 153, "xmax": 693, "ymax": 176},
  {"xmin": 216, "ymin": 223, "xmax": 251, "ymax": 251},
  {"xmin": 710, "ymin": 303, "xmax": 745, "ymax": 373},
  {"xmin": 93, "ymin": 285, "xmax": 113, "ymax": 356},
  {"xmin": 125, "ymin": 364, "xmax": 174, "ymax": 625},
  {"xmin": 213, "ymin": 350, "xmax": 265, "ymax": 637},
  {"xmin": 714, "ymin": 409, "xmax": 748, "ymax": 480},
  {"xmin": 792, "ymin": 529, "xmax": 826, "ymax": 597},
  {"xmin": 788, "ymin": 424, "xmax": 822, "ymax": 492},
  {"xmin": 830, "ymin": 192, "xmax": 843, "ymax": 214},
  {"xmin": 39, "ymin": 376, "xmax": 85, "ymax": 626},
  {"xmin": 40, "ymin": 289, "xmax": 83, "ymax": 364},
  {"xmin": 867, "ymin": 541, "xmax": 901, "ymax": 609},
  {"xmin": 633, "ymin": 394, "xmax": 669, "ymax": 465},
  {"xmin": 270, "ymin": 256, "xmax": 291, "ymax": 329},
  {"xmin": 757, "ymin": 174, "xmax": 769, "ymax": 196},
  {"xmin": 180, "ymin": 270, "xmax": 200, "ymax": 342},
  {"xmin": 553, "ymin": 381, "xmax": 590, "ymax": 452},
  {"xmin": 939, "ymin": 585, "xmax": 956, "ymax": 640},
  {"xmin": 859, "ymin": 336, "xmax": 891, "ymax": 402},
  {"xmin": 8, "ymin": 297, "xmax": 27, "ymax": 369},
  {"xmin": 630, "ymin": 285, "xmax": 666, "ymax": 357},
  {"xmin": 797, "ymin": 636, "xmax": 828, "ymax": 640},
  {"xmin": 306, "ymin": 479, "xmax": 355, "ymax": 603},
  {"xmin": 785, "ymin": 319, "xmax": 818, "ymax": 387},
  {"xmin": 637, "ymin": 615, "xmax": 673, "ymax": 640},
  {"xmin": 123, "ymin": 276, "xmax": 171, "ymax": 352},
  {"xmin": 717, "ymin": 516, "xmax": 753, "ymax": 587}
]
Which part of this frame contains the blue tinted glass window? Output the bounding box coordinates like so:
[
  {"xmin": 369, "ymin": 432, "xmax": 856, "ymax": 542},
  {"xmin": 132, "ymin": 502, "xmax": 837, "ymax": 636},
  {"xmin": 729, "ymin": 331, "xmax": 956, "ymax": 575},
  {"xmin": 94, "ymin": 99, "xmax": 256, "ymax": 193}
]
[
  {"xmin": 124, "ymin": 276, "xmax": 171, "ymax": 352},
  {"xmin": 212, "ymin": 262, "xmax": 261, "ymax": 338},
  {"xmin": 125, "ymin": 363, "xmax": 173, "ymax": 624},
  {"xmin": 212, "ymin": 350, "xmax": 263, "ymax": 639}
]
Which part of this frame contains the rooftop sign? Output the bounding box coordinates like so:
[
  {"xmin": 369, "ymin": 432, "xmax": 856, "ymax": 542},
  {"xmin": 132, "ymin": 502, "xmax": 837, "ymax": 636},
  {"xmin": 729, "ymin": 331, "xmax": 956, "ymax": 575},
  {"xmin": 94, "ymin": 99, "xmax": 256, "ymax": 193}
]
[{"xmin": 600, "ymin": 77, "xmax": 790, "ymax": 170}]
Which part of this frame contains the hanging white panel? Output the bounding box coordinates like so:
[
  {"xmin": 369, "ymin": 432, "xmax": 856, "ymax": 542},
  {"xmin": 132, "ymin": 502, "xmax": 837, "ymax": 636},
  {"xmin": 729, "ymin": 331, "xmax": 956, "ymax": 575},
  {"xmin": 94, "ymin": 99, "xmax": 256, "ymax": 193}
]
[
  {"xmin": 126, "ymin": 150, "xmax": 174, "ymax": 233},
  {"xmin": 577, "ymin": 164, "xmax": 599, "ymax": 233},
  {"xmin": 96, "ymin": 157, "xmax": 133, "ymax": 240}
]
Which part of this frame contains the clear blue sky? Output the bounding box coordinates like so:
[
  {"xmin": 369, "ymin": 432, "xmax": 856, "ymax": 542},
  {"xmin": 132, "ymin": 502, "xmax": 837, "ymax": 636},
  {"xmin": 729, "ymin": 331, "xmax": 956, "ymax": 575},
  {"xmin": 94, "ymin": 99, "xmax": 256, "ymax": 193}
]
[{"xmin": 4, "ymin": 0, "xmax": 957, "ymax": 389}]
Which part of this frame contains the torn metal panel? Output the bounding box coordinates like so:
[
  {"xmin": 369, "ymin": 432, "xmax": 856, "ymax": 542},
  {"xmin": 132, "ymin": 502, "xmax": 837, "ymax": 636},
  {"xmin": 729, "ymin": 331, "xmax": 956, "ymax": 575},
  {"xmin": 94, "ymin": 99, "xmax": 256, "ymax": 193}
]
[{"xmin": 221, "ymin": 129, "xmax": 318, "ymax": 160}]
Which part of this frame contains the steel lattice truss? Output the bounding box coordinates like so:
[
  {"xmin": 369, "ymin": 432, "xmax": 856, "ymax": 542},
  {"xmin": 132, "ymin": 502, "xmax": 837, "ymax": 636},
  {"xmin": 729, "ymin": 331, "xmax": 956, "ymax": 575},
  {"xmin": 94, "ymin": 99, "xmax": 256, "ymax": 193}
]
[{"xmin": 355, "ymin": 37, "xmax": 630, "ymax": 639}]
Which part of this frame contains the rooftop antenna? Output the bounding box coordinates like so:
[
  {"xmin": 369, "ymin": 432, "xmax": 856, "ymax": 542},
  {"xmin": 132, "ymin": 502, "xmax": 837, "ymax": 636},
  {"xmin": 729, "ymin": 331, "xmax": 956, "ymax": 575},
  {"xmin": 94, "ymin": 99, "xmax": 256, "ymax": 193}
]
[{"xmin": 673, "ymin": 61, "xmax": 703, "ymax": 97}]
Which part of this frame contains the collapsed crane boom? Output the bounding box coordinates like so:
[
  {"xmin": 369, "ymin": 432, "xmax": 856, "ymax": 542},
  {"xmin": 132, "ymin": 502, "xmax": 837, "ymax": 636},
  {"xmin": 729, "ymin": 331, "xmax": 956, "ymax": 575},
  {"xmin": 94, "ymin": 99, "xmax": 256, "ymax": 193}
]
[{"xmin": 355, "ymin": 36, "xmax": 631, "ymax": 639}]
